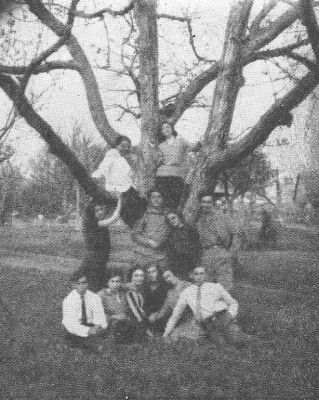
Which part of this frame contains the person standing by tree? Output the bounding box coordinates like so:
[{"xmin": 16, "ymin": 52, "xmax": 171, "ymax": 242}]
[
  {"xmin": 131, "ymin": 188, "xmax": 170, "ymax": 268},
  {"xmin": 82, "ymin": 195, "xmax": 122, "ymax": 292},
  {"xmin": 196, "ymin": 191, "xmax": 238, "ymax": 292},
  {"xmin": 165, "ymin": 210, "xmax": 200, "ymax": 280},
  {"xmin": 92, "ymin": 135, "xmax": 147, "ymax": 228},
  {"xmin": 156, "ymin": 122, "xmax": 201, "ymax": 209}
]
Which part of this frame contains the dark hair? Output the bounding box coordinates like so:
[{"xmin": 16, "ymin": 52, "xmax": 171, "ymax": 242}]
[
  {"xmin": 146, "ymin": 262, "xmax": 164, "ymax": 280},
  {"xmin": 165, "ymin": 209, "xmax": 185, "ymax": 225},
  {"xmin": 106, "ymin": 269, "xmax": 123, "ymax": 282},
  {"xmin": 70, "ymin": 267, "xmax": 87, "ymax": 283},
  {"xmin": 114, "ymin": 135, "xmax": 132, "ymax": 148},
  {"xmin": 147, "ymin": 187, "xmax": 164, "ymax": 200},
  {"xmin": 158, "ymin": 122, "xmax": 178, "ymax": 144},
  {"xmin": 198, "ymin": 190, "xmax": 214, "ymax": 200},
  {"xmin": 126, "ymin": 265, "xmax": 145, "ymax": 283}
]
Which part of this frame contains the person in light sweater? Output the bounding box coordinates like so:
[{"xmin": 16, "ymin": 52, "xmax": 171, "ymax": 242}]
[
  {"xmin": 163, "ymin": 266, "xmax": 253, "ymax": 346},
  {"xmin": 156, "ymin": 122, "xmax": 201, "ymax": 209}
]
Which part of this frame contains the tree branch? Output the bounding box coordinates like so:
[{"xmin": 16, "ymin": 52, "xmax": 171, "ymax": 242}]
[
  {"xmin": 300, "ymin": 0, "xmax": 319, "ymax": 61},
  {"xmin": 25, "ymin": 0, "xmax": 119, "ymax": 145},
  {"xmin": 224, "ymin": 70, "xmax": 319, "ymax": 168},
  {"xmin": 0, "ymin": 73, "xmax": 106, "ymax": 199},
  {"xmin": 66, "ymin": 1, "xmax": 134, "ymax": 19},
  {"xmin": 0, "ymin": 60, "xmax": 80, "ymax": 75},
  {"xmin": 249, "ymin": 0, "xmax": 278, "ymax": 36},
  {"xmin": 247, "ymin": 39, "xmax": 316, "ymax": 69}
]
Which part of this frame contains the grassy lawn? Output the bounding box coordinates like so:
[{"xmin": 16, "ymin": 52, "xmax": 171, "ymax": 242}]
[{"xmin": 0, "ymin": 225, "xmax": 319, "ymax": 399}]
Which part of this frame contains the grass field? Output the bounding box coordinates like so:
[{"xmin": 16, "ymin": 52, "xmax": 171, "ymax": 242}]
[{"xmin": 0, "ymin": 224, "xmax": 319, "ymax": 399}]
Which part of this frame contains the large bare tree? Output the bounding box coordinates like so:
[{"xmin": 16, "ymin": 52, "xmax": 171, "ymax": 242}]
[{"xmin": 1, "ymin": 0, "xmax": 319, "ymax": 221}]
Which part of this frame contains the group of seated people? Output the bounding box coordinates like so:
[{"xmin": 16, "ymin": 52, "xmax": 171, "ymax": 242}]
[
  {"xmin": 62, "ymin": 261, "xmax": 254, "ymax": 353},
  {"xmin": 62, "ymin": 127, "xmax": 249, "ymax": 352}
]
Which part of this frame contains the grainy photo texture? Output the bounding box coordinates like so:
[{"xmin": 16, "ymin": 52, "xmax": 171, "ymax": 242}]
[{"xmin": 0, "ymin": 1, "xmax": 319, "ymax": 399}]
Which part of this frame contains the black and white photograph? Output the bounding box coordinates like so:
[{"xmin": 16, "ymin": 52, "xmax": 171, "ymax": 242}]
[{"xmin": 1, "ymin": 0, "xmax": 319, "ymax": 399}]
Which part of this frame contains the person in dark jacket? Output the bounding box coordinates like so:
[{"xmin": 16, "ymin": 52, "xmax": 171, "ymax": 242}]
[
  {"xmin": 165, "ymin": 210, "xmax": 200, "ymax": 280},
  {"xmin": 82, "ymin": 195, "xmax": 121, "ymax": 292},
  {"xmin": 144, "ymin": 263, "xmax": 168, "ymax": 319}
]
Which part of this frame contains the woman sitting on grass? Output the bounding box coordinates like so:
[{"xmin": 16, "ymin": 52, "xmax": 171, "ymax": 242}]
[
  {"xmin": 126, "ymin": 266, "xmax": 153, "ymax": 339},
  {"xmin": 165, "ymin": 210, "xmax": 200, "ymax": 280},
  {"xmin": 143, "ymin": 263, "xmax": 168, "ymax": 331},
  {"xmin": 98, "ymin": 270, "xmax": 133, "ymax": 344}
]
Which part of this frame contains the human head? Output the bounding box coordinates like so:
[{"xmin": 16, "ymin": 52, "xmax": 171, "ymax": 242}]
[
  {"xmin": 190, "ymin": 266, "xmax": 207, "ymax": 286},
  {"xmin": 165, "ymin": 209, "xmax": 185, "ymax": 228},
  {"xmin": 115, "ymin": 135, "xmax": 132, "ymax": 156},
  {"xmin": 127, "ymin": 266, "xmax": 145, "ymax": 288},
  {"xmin": 158, "ymin": 122, "xmax": 177, "ymax": 143},
  {"xmin": 90, "ymin": 195, "xmax": 116, "ymax": 221},
  {"xmin": 162, "ymin": 268, "xmax": 179, "ymax": 286},
  {"xmin": 147, "ymin": 264, "xmax": 159, "ymax": 283},
  {"xmin": 106, "ymin": 270, "xmax": 123, "ymax": 291},
  {"xmin": 70, "ymin": 268, "xmax": 89, "ymax": 296},
  {"xmin": 147, "ymin": 188, "xmax": 164, "ymax": 209},
  {"xmin": 198, "ymin": 191, "xmax": 214, "ymax": 214}
]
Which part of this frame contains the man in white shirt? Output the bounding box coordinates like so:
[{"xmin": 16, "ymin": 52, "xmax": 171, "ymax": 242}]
[
  {"xmin": 163, "ymin": 266, "xmax": 252, "ymax": 346},
  {"xmin": 62, "ymin": 269, "xmax": 108, "ymax": 351}
]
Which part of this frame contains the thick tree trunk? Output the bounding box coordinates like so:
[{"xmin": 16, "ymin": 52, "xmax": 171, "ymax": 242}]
[
  {"xmin": 205, "ymin": 0, "xmax": 253, "ymax": 149},
  {"xmin": 134, "ymin": 0, "xmax": 160, "ymax": 193},
  {"xmin": 184, "ymin": 0, "xmax": 253, "ymax": 222}
]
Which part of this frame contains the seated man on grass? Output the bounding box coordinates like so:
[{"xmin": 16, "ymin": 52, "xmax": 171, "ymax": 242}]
[
  {"xmin": 131, "ymin": 188, "xmax": 170, "ymax": 268},
  {"xmin": 62, "ymin": 268, "xmax": 108, "ymax": 352},
  {"xmin": 163, "ymin": 266, "xmax": 253, "ymax": 347}
]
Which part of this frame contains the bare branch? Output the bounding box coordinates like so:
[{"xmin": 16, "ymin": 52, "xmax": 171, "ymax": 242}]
[
  {"xmin": 185, "ymin": 19, "xmax": 211, "ymax": 63},
  {"xmin": 69, "ymin": 1, "xmax": 134, "ymax": 19},
  {"xmin": 25, "ymin": 0, "xmax": 119, "ymax": 145},
  {"xmin": 246, "ymin": 6, "xmax": 300, "ymax": 53},
  {"xmin": 0, "ymin": 60, "xmax": 80, "ymax": 75},
  {"xmin": 67, "ymin": 0, "xmax": 81, "ymax": 27},
  {"xmin": 247, "ymin": 38, "xmax": 316, "ymax": 69},
  {"xmin": 249, "ymin": 0, "xmax": 278, "ymax": 35},
  {"xmin": 0, "ymin": 73, "xmax": 105, "ymax": 199},
  {"xmin": 300, "ymin": 0, "xmax": 319, "ymax": 61},
  {"xmin": 225, "ymin": 70, "xmax": 319, "ymax": 169},
  {"xmin": 157, "ymin": 13, "xmax": 189, "ymax": 22}
]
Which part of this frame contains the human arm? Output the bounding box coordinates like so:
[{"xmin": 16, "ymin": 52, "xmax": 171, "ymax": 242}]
[
  {"xmin": 91, "ymin": 295, "xmax": 108, "ymax": 329},
  {"xmin": 97, "ymin": 195, "xmax": 122, "ymax": 227},
  {"xmin": 163, "ymin": 292, "xmax": 188, "ymax": 337},
  {"xmin": 152, "ymin": 290, "xmax": 174, "ymax": 322},
  {"xmin": 218, "ymin": 285, "xmax": 238, "ymax": 318}
]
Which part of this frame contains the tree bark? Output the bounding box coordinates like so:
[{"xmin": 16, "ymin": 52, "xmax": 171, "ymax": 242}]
[
  {"xmin": 184, "ymin": 0, "xmax": 253, "ymax": 222},
  {"xmin": 134, "ymin": 0, "xmax": 160, "ymax": 193},
  {"xmin": 26, "ymin": 0, "xmax": 118, "ymax": 145}
]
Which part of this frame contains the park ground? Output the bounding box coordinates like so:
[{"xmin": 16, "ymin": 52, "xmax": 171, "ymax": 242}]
[{"xmin": 0, "ymin": 222, "xmax": 319, "ymax": 399}]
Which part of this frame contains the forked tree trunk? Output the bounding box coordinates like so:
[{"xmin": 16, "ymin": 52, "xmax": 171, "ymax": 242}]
[{"xmin": 183, "ymin": 0, "xmax": 253, "ymax": 222}]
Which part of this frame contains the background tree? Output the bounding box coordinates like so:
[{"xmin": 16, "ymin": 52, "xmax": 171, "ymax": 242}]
[
  {"xmin": 18, "ymin": 123, "xmax": 106, "ymax": 218},
  {"xmin": 218, "ymin": 150, "xmax": 273, "ymax": 207},
  {"xmin": 1, "ymin": 1, "xmax": 319, "ymax": 222}
]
